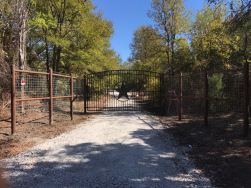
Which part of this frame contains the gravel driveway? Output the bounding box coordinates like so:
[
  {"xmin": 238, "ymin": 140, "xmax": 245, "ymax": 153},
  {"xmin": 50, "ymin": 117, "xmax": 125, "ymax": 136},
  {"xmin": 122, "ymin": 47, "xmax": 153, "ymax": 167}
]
[{"xmin": 2, "ymin": 111, "xmax": 213, "ymax": 187}]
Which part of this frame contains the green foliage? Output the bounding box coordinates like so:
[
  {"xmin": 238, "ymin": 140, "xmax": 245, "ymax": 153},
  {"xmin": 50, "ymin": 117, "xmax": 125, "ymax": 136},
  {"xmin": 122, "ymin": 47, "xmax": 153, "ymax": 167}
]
[
  {"xmin": 129, "ymin": 25, "xmax": 166, "ymax": 72},
  {"xmin": 208, "ymin": 73, "xmax": 224, "ymax": 98},
  {"xmin": 27, "ymin": 0, "xmax": 119, "ymax": 75},
  {"xmin": 148, "ymin": 0, "xmax": 191, "ymax": 75},
  {"xmin": 190, "ymin": 3, "xmax": 240, "ymax": 70}
]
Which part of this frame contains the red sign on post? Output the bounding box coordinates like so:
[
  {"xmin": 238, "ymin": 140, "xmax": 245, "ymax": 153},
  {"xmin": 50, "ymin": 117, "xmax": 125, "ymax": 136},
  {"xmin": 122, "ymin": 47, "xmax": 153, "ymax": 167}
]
[{"xmin": 21, "ymin": 80, "xmax": 25, "ymax": 86}]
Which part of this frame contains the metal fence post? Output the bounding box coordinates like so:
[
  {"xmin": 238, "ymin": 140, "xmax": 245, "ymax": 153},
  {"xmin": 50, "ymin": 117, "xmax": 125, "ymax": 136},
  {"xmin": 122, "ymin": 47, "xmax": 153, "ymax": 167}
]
[
  {"xmin": 178, "ymin": 73, "xmax": 183, "ymax": 121},
  {"xmin": 84, "ymin": 75, "xmax": 87, "ymax": 114},
  {"xmin": 204, "ymin": 69, "xmax": 208, "ymax": 126},
  {"xmin": 11, "ymin": 65, "xmax": 16, "ymax": 134},
  {"xmin": 243, "ymin": 62, "xmax": 249, "ymax": 136},
  {"xmin": 49, "ymin": 69, "xmax": 53, "ymax": 124},
  {"xmin": 70, "ymin": 74, "xmax": 74, "ymax": 120}
]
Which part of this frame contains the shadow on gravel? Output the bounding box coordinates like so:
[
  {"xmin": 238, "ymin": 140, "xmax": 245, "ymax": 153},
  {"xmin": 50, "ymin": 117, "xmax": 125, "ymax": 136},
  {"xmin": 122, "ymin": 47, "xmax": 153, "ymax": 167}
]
[{"xmin": 5, "ymin": 121, "xmax": 211, "ymax": 187}]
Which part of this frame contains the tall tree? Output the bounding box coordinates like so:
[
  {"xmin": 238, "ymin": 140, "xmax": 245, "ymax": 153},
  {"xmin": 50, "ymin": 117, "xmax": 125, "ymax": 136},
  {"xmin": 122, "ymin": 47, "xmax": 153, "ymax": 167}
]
[
  {"xmin": 29, "ymin": 0, "xmax": 119, "ymax": 75},
  {"xmin": 17, "ymin": 0, "xmax": 31, "ymax": 70},
  {"xmin": 129, "ymin": 25, "xmax": 165, "ymax": 72},
  {"xmin": 190, "ymin": 3, "xmax": 239, "ymax": 70},
  {"xmin": 0, "ymin": 0, "xmax": 31, "ymax": 68},
  {"xmin": 148, "ymin": 0, "xmax": 190, "ymax": 75},
  {"xmin": 227, "ymin": 0, "xmax": 251, "ymax": 64}
]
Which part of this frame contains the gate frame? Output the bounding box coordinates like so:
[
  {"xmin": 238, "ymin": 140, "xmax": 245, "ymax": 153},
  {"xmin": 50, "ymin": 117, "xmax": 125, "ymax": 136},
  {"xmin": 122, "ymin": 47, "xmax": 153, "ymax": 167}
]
[{"xmin": 84, "ymin": 70, "xmax": 163, "ymax": 112}]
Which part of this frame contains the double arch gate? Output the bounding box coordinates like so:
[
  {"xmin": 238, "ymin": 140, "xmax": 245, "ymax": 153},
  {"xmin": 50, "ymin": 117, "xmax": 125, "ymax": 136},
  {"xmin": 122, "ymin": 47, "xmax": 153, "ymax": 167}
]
[{"xmin": 85, "ymin": 70, "xmax": 163, "ymax": 112}]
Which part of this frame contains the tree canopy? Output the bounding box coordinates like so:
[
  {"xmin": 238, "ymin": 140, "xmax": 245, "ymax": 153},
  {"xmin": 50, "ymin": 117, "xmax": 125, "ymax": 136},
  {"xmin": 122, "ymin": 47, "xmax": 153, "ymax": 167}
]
[
  {"xmin": 0, "ymin": 0, "xmax": 120, "ymax": 76},
  {"xmin": 129, "ymin": 0, "xmax": 251, "ymax": 74}
]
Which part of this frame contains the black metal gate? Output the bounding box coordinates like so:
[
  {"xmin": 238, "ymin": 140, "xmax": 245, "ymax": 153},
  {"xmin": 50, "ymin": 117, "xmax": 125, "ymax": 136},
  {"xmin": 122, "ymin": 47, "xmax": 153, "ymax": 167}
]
[{"xmin": 85, "ymin": 70, "xmax": 162, "ymax": 111}]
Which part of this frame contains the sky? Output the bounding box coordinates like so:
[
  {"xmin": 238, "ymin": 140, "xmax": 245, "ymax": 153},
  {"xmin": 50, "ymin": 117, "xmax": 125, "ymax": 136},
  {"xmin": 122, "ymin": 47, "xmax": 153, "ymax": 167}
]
[{"xmin": 92, "ymin": 0, "xmax": 205, "ymax": 63}]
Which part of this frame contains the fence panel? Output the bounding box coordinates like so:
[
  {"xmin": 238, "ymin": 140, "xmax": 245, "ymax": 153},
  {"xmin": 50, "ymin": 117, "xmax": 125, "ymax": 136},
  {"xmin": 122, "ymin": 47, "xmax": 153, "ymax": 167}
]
[
  {"xmin": 182, "ymin": 73, "xmax": 205, "ymax": 118},
  {"xmin": 163, "ymin": 66, "xmax": 249, "ymax": 135},
  {"xmin": 208, "ymin": 70, "xmax": 244, "ymax": 132},
  {"xmin": 15, "ymin": 70, "xmax": 50, "ymax": 127},
  {"xmin": 163, "ymin": 75, "xmax": 179, "ymax": 115},
  {"xmin": 8, "ymin": 66, "xmax": 85, "ymax": 134},
  {"xmin": 0, "ymin": 71, "xmax": 11, "ymax": 135}
]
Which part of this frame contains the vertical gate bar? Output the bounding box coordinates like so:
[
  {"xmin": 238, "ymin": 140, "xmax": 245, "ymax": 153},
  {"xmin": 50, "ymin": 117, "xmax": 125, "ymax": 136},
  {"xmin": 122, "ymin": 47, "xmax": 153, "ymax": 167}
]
[
  {"xmin": 135, "ymin": 71, "xmax": 136, "ymax": 110},
  {"xmin": 98, "ymin": 73, "xmax": 100, "ymax": 110},
  {"xmin": 106, "ymin": 71, "xmax": 108, "ymax": 110},
  {"xmin": 178, "ymin": 73, "xmax": 183, "ymax": 121},
  {"xmin": 97, "ymin": 74, "xmax": 98, "ymax": 111},
  {"xmin": 96, "ymin": 73, "xmax": 98, "ymax": 110},
  {"xmin": 126, "ymin": 71, "xmax": 127, "ymax": 111},
  {"xmin": 107, "ymin": 71, "xmax": 109, "ymax": 110},
  {"xmin": 125, "ymin": 71, "xmax": 127, "ymax": 110},
  {"xmin": 11, "ymin": 65, "xmax": 16, "ymax": 134},
  {"xmin": 70, "ymin": 74, "xmax": 73, "ymax": 120},
  {"xmin": 142, "ymin": 71, "xmax": 143, "ymax": 105},
  {"xmin": 95, "ymin": 74, "xmax": 97, "ymax": 111},
  {"xmin": 123, "ymin": 70, "xmax": 124, "ymax": 111},
  {"xmin": 204, "ymin": 69, "xmax": 208, "ymax": 126},
  {"xmin": 160, "ymin": 73, "xmax": 164, "ymax": 114},
  {"xmin": 101, "ymin": 72, "xmax": 102, "ymax": 110},
  {"xmin": 49, "ymin": 69, "xmax": 53, "ymax": 125},
  {"xmin": 153, "ymin": 72, "xmax": 155, "ymax": 108},
  {"xmin": 99, "ymin": 73, "xmax": 100, "ymax": 110},
  {"xmin": 84, "ymin": 75, "xmax": 87, "ymax": 114},
  {"xmin": 116, "ymin": 71, "xmax": 118, "ymax": 109},
  {"xmin": 243, "ymin": 62, "xmax": 249, "ymax": 136},
  {"xmin": 113, "ymin": 71, "xmax": 114, "ymax": 111},
  {"xmin": 99, "ymin": 73, "xmax": 101, "ymax": 110},
  {"xmin": 122, "ymin": 71, "xmax": 124, "ymax": 111},
  {"xmin": 153, "ymin": 72, "xmax": 155, "ymax": 106}
]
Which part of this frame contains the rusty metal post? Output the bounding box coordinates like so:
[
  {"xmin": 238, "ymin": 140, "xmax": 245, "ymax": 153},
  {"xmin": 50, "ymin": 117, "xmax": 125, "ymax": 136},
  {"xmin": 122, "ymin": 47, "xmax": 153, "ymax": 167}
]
[
  {"xmin": 11, "ymin": 65, "xmax": 16, "ymax": 134},
  {"xmin": 70, "ymin": 74, "xmax": 74, "ymax": 120},
  {"xmin": 84, "ymin": 75, "xmax": 87, "ymax": 114},
  {"xmin": 49, "ymin": 69, "xmax": 53, "ymax": 124},
  {"xmin": 178, "ymin": 73, "xmax": 183, "ymax": 121},
  {"xmin": 204, "ymin": 69, "xmax": 208, "ymax": 126},
  {"xmin": 243, "ymin": 62, "xmax": 249, "ymax": 136}
]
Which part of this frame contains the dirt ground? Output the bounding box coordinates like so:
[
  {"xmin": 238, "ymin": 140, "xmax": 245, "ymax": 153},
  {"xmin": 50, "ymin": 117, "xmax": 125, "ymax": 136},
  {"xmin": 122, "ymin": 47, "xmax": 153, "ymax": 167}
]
[
  {"xmin": 154, "ymin": 114, "xmax": 251, "ymax": 188},
  {"xmin": 0, "ymin": 112, "xmax": 94, "ymax": 160}
]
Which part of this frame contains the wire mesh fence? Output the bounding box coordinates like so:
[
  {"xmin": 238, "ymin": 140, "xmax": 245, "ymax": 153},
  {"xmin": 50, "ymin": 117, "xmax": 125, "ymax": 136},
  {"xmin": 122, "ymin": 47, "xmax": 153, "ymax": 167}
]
[
  {"xmin": 9, "ymin": 66, "xmax": 85, "ymax": 134},
  {"xmin": 182, "ymin": 73, "xmax": 205, "ymax": 117},
  {"xmin": 0, "ymin": 71, "xmax": 12, "ymax": 137},
  {"xmin": 0, "ymin": 72, "xmax": 11, "ymax": 120},
  {"xmin": 2, "ymin": 64, "xmax": 251, "ymax": 136},
  {"xmin": 163, "ymin": 68, "xmax": 248, "ymax": 135},
  {"xmin": 207, "ymin": 70, "xmax": 244, "ymax": 131}
]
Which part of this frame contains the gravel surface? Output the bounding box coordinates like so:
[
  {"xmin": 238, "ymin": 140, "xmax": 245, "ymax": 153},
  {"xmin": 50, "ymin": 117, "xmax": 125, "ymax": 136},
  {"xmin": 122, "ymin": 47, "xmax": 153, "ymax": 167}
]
[{"xmin": 1, "ymin": 111, "xmax": 213, "ymax": 187}]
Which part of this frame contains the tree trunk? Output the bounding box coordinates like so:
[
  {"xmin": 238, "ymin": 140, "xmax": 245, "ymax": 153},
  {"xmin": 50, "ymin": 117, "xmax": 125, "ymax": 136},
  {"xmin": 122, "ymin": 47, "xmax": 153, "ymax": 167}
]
[
  {"xmin": 52, "ymin": 45, "xmax": 57, "ymax": 71},
  {"xmin": 45, "ymin": 36, "xmax": 50, "ymax": 72},
  {"xmin": 17, "ymin": 0, "xmax": 29, "ymax": 113},
  {"xmin": 56, "ymin": 47, "xmax": 61, "ymax": 72},
  {"xmin": 171, "ymin": 34, "xmax": 175, "ymax": 76}
]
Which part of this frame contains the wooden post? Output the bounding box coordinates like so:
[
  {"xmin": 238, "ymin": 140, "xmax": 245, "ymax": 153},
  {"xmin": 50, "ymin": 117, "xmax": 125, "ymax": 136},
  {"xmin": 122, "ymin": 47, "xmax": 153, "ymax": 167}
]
[
  {"xmin": 11, "ymin": 65, "xmax": 16, "ymax": 134},
  {"xmin": 84, "ymin": 75, "xmax": 87, "ymax": 114},
  {"xmin": 243, "ymin": 62, "xmax": 249, "ymax": 136},
  {"xmin": 49, "ymin": 69, "xmax": 53, "ymax": 124},
  {"xmin": 204, "ymin": 70, "xmax": 208, "ymax": 126},
  {"xmin": 178, "ymin": 73, "xmax": 182, "ymax": 121},
  {"xmin": 70, "ymin": 74, "xmax": 74, "ymax": 120}
]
